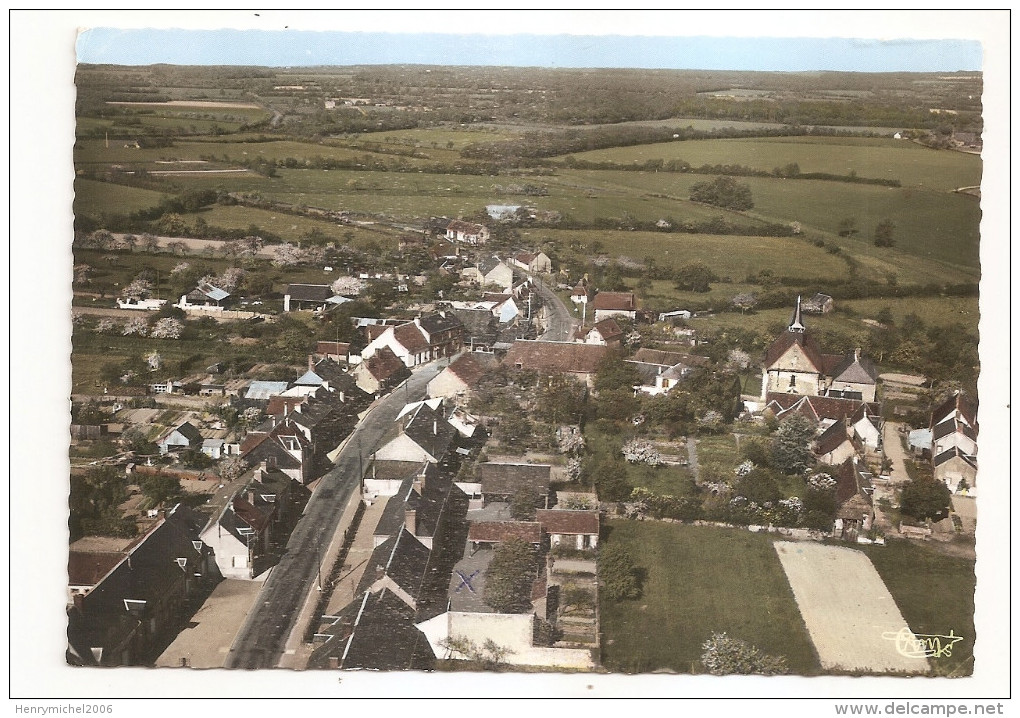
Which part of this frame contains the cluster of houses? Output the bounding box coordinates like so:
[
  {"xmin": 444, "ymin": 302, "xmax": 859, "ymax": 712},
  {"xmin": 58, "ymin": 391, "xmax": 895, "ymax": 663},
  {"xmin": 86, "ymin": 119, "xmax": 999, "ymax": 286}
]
[
  {"xmin": 758, "ymin": 297, "xmax": 885, "ymax": 542},
  {"xmin": 307, "ymin": 389, "xmax": 599, "ymax": 670},
  {"xmin": 69, "ymin": 203, "xmax": 980, "ymax": 668}
]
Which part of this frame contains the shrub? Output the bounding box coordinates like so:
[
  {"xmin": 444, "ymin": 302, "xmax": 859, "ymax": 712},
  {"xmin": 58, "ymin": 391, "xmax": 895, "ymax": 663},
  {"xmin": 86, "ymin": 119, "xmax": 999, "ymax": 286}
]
[{"xmin": 700, "ymin": 632, "xmax": 789, "ymax": 675}]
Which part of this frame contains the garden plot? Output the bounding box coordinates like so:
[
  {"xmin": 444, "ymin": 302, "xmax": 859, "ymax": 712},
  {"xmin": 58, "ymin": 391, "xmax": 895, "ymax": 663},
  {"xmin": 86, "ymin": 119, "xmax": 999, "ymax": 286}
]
[{"xmin": 774, "ymin": 541, "xmax": 929, "ymax": 674}]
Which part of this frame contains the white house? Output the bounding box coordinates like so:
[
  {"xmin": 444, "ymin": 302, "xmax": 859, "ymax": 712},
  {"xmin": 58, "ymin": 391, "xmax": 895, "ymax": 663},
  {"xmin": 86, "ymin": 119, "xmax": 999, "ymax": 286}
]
[{"xmin": 445, "ymin": 219, "xmax": 490, "ymax": 245}]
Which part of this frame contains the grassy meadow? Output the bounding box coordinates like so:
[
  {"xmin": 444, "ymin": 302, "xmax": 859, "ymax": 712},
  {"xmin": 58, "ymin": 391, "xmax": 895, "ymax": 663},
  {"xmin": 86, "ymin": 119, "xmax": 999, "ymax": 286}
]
[{"xmin": 599, "ymin": 520, "xmax": 820, "ymax": 674}]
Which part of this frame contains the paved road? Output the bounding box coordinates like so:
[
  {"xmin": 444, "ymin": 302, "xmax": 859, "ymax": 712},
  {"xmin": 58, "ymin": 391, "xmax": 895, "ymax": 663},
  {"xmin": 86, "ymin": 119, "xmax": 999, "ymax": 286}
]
[
  {"xmin": 224, "ymin": 362, "xmax": 445, "ymax": 669},
  {"xmin": 529, "ymin": 274, "xmax": 577, "ymax": 341}
]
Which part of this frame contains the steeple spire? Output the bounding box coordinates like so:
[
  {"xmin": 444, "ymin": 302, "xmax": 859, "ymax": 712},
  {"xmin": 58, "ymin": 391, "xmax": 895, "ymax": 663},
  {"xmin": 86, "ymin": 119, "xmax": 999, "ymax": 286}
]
[{"xmin": 788, "ymin": 296, "xmax": 806, "ymax": 333}]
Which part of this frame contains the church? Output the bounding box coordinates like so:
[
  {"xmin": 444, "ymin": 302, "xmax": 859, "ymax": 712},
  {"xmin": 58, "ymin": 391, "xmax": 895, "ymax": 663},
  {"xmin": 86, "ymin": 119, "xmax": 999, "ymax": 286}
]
[{"xmin": 761, "ymin": 297, "xmax": 879, "ymax": 403}]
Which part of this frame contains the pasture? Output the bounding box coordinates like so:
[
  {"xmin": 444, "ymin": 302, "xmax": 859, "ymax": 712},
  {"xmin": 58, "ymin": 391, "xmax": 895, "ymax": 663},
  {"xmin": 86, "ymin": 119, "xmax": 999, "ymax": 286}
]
[
  {"xmin": 599, "ymin": 521, "xmax": 819, "ymax": 674},
  {"xmin": 564, "ymin": 136, "xmax": 981, "ymax": 193},
  {"xmin": 861, "ymin": 540, "xmax": 976, "ymax": 677},
  {"xmin": 73, "ymin": 178, "xmax": 168, "ymax": 217},
  {"xmin": 531, "ymin": 229, "xmax": 850, "ymax": 281}
]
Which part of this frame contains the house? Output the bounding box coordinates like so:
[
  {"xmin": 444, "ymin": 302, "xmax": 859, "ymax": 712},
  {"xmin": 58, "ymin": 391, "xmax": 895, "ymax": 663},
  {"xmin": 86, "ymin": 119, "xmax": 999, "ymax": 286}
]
[
  {"xmin": 363, "ymin": 459, "xmax": 434, "ymax": 502},
  {"xmin": 307, "ymin": 589, "xmax": 435, "ymax": 671},
  {"xmin": 415, "ymin": 542, "xmax": 593, "ymax": 669},
  {"xmin": 445, "ymin": 219, "xmax": 490, "ymax": 245},
  {"xmin": 502, "ymin": 340, "xmax": 609, "ymax": 387},
  {"xmin": 577, "ymin": 318, "xmax": 623, "ymax": 348},
  {"xmin": 244, "ymin": 381, "xmax": 290, "ymax": 402},
  {"xmin": 177, "ymin": 281, "xmax": 230, "ymax": 312},
  {"xmin": 763, "ymin": 393, "xmax": 881, "ymax": 428},
  {"xmin": 827, "ymin": 349, "xmax": 879, "ymax": 403},
  {"xmin": 480, "ymin": 293, "xmax": 522, "ymax": 324},
  {"xmin": 802, "ymin": 293, "xmax": 834, "ymax": 315},
  {"xmin": 933, "ymin": 448, "xmax": 978, "ymax": 495},
  {"xmin": 283, "ymin": 284, "xmax": 347, "ymax": 312},
  {"xmin": 570, "ymin": 278, "xmax": 593, "ymax": 306},
  {"xmin": 849, "ymin": 402, "xmax": 884, "ymax": 451},
  {"xmin": 930, "ymin": 391, "xmax": 978, "ymax": 493},
  {"xmin": 293, "ymin": 357, "xmax": 370, "ymax": 406},
  {"xmin": 156, "ymin": 422, "xmax": 203, "ymax": 455},
  {"xmin": 831, "ymin": 457, "xmax": 875, "ymax": 542},
  {"xmin": 591, "ymin": 291, "xmax": 637, "ymax": 322},
  {"xmin": 448, "ymin": 307, "xmax": 499, "ymax": 352},
  {"xmin": 627, "ymin": 360, "xmax": 691, "ymax": 396},
  {"xmin": 478, "ymin": 462, "xmax": 551, "ymax": 507},
  {"xmin": 239, "ymin": 419, "xmax": 314, "ymax": 484},
  {"xmin": 314, "ymin": 341, "xmax": 352, "ymax": 364},
  {"xmin": 463, "ymin": 257, "xmax": 514, "ymax": 290},
  {"xmin": 372, "ymin": 471, "xmax": 457, "ymax": 551},
  {"xmin": 67, "ymin": 505, "xmax": 214, "ymax": 666},
  {"xmin": 536, "ymin": 509, "xmax": 600, "ymax": 550},
  {"xmin": 509, "ymin": 251, "xmax": 552, "ymax": 274},
  {"xmin": 428, "ymin": 353, "xmax": 487, "ymax": 402},
  {"xmin": 374, "ymin": 402, "xmax": 458, "ymax": 465},
  {"xmin": 467, "ymin": 521, "xmax": 543, "ymax": 551},
  {"xmin": 353, "ymin": 346, "xmax": 412, "ymax": 395},
  {"xmin": 355, "ymin": 526, "xmax": 434, "ymax": 612},
  {"xmin": 200, "ymin": 493, "xmax": 274, "ymax": 580},
  {"xmin": 814, "ymin": 419, "xmax": 860, "ymax": 466},
  {"xmin": 361, "ymin": 313, "xmax": 465, "ymax": 368}
]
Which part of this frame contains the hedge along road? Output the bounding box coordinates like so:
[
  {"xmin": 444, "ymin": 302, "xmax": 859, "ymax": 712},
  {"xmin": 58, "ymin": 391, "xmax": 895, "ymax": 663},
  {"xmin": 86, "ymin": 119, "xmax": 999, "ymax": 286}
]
[{"xmin": 224, "ymin": 360, "xmax": 446, "ymax": 670}]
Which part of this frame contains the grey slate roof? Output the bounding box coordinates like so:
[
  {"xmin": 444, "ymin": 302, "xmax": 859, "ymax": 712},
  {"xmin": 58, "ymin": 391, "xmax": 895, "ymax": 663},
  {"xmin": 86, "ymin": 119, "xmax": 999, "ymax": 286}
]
[{"xmin": 355, "ymin": 526, "xmax": 433, "ymax": 605}]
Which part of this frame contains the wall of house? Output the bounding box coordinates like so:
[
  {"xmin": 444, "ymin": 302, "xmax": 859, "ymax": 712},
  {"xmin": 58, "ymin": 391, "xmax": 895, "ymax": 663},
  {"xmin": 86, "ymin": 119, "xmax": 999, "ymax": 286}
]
[
  {"xmin": 935, "ymin": 456, "xmax": 977, "ymax": 494},
  {"xmin": 593, "ymin": 308, "xmax": 635, "ymax": 322},
  {"xmin": 819, "ymin": 442, "xmax": 856, "ymax": 467},
  {"xmin": 830, "ymin": 380, "xmax": 877, "ymax": 402},
  {"xmin": 853, "ymin": 418, "xmax": 882, "ymax": 450},
  {"xmin": 428, "ymin": 372, "xmax": 467, "ymax": 400}
]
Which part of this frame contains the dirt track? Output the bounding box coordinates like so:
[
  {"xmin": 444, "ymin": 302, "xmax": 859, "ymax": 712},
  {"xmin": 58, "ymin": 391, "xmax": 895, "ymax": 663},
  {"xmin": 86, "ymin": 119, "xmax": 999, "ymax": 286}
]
[{"xmin": 774, "ymin": 541, "xmax": 929, "ymax": 674}]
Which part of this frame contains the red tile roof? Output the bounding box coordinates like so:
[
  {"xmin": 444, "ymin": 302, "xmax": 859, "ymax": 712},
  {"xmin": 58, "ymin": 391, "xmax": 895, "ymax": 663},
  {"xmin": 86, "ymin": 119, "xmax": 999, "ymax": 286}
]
[
  {"xmin": 591, "ymin": 291, "xmax": 636, "ymax": 311},
  {"xmin": 536, "ymin": 509, "xmax": 599, "ymax": 535},
  {"xmin": 468, "ymin": 521, "xmax": 542, "ymax": 544},
  {"xmin": 446, "ymin": 354, "xmax": 486, "ymax": 387},
  {"xmin": 393, "ymin": 322, "xmax": 430, "ymax": 353},
  {"xmin": 503, "ymin": 340, "xmax": 609, "ymax": 376}
]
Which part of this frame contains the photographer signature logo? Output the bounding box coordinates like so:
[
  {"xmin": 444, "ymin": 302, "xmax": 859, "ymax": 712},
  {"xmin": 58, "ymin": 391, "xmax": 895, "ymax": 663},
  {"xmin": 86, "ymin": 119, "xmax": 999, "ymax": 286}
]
[{"xmin": 881, "ymin": 628, "xmax": 963, "ymax": 659}]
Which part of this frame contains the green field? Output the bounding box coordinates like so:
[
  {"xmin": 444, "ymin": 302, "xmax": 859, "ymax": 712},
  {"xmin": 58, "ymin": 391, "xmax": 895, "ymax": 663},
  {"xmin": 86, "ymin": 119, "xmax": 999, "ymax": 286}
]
[
  {"xmin": 565, "ymin": 136, "xmax": 981, "ymax": 193},
  {"xmin": 533, "ymin": 229, "xmax": 850, "ymax": 280},
  {"xmin": 861, "ymin": 540, "xmax": 976, "ymax": 677},
  {"xmin": 73, "ymin": 178, "xmax": 168, "ymax": 217},
  {"xmin": 599, "ymin": 520, "xmax": 820, "ymax": 674}
]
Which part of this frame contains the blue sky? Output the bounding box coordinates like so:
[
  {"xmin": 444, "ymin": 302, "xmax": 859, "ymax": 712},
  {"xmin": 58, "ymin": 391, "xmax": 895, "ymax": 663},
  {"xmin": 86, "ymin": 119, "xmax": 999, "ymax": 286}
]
[{"xmin": 76, "ymin": 28, "xmax": 982, "ymax": 72}]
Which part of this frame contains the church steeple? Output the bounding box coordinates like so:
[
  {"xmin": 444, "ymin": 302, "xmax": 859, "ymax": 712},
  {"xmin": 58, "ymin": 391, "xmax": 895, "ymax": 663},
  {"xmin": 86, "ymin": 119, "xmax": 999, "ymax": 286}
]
[{"xmin": 788, "ymin": 296, "xmax": 806, "ymax": 333}]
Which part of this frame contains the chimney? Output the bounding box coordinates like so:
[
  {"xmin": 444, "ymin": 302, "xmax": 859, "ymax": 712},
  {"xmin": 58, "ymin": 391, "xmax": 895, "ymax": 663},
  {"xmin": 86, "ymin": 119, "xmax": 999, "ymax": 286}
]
[
  {"xmin": 248, "ymin": 489, "xmax": 256, "ymax": 505},
  {"xmin": 329, "ymin": 657, "xmax": 339, "ymax": 669},
  {"xmin": 854, "ymin": 347, "xmax": 861, "ymax": 362},
  {"xmin": 405, "ymin": 508, "xmax": 417, "ymax": 535},
  {"xmin": 309, "ymin": 355, "xmax": 315, "ymax": 372}
]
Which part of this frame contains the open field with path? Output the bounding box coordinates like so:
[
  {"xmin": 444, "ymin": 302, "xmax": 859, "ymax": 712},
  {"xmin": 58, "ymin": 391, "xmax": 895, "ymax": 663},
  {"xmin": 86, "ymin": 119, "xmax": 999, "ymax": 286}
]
[{"xmin": 773, "ymin": 541, "xmax": 929, "ymax": 674}]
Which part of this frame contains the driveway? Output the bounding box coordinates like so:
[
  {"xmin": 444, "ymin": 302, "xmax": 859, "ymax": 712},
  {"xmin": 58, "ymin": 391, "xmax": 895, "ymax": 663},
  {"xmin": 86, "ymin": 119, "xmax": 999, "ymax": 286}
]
[{"xmin": 883, "ymin": 421, "xmax": 910, "ymax": 485}]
